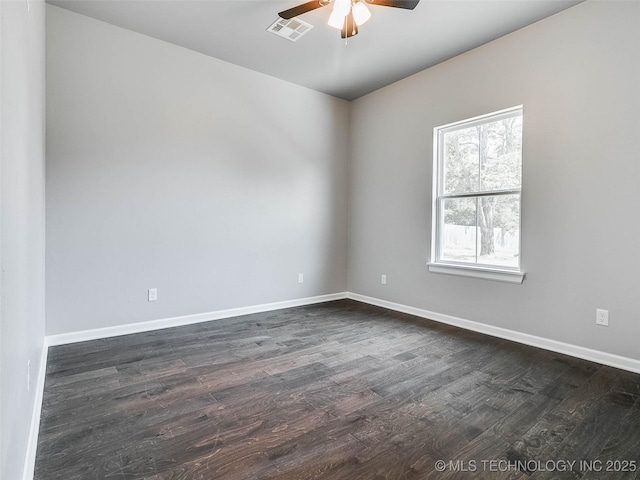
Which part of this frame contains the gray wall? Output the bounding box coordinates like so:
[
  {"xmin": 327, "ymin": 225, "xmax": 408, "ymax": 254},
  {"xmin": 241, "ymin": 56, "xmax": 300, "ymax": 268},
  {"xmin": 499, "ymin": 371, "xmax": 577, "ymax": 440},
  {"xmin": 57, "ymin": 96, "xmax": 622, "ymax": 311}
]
[
  {"xmin": 45, "ymin": 5, "xmax": 350, "ymax": 335},
  {"xmin": 47, "ymin": 0, "xmax": 640, "ymax": 362},
  {"xmin": 349, "ymin": 1, "xmax": 640, "ymax": 360},
  {"xmin": 0, "ymin": 0, "xmax": 47, "ymax": 478}
]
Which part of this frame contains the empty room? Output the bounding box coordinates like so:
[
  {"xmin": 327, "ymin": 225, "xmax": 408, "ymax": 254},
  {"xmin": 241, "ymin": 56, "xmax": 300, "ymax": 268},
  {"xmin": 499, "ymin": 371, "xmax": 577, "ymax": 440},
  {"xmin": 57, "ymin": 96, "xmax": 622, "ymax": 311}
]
[{"xmin": 2, "ymin": 0, "xmax": 640, "ymax": 478}]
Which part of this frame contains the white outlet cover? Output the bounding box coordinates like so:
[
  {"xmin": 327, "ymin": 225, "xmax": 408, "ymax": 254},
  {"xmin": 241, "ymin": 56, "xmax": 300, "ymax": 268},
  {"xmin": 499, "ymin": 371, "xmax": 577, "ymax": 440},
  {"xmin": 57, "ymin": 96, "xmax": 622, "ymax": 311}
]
[{"xmin": 596, "ymin": 308, "xmax": 609, "ymax": 326}]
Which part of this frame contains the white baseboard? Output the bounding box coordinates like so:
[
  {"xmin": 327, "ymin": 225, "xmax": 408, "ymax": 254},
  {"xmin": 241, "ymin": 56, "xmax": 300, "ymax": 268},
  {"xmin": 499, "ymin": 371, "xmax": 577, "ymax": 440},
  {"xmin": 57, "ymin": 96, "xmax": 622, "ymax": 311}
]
[
  {"xmin": 46, "ymin": 292, "xmax": 349, "ymax": 346},
  {"xmin": 22, "ymin": 339, "xmax": 48, "ymax": 480},
  {"xmin": 347, "ymin": 292, "xmax": 640, "ymax": 375},
  {"xmin": 46, "ymin": 290, "xmax": 640, "ymax": 372}
]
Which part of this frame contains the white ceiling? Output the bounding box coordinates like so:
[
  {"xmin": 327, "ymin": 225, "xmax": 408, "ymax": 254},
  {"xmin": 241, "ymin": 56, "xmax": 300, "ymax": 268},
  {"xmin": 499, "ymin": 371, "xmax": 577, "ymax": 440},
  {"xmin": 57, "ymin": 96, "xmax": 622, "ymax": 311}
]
[{"xmin": 47, "ymin": 0, "xmax": 583, "ymax": 100}]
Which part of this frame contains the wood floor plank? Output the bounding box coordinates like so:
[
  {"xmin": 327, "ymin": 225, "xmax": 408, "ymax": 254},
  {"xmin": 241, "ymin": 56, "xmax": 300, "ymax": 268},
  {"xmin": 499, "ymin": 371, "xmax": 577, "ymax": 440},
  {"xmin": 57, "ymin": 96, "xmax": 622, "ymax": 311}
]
[{"xmin": 581, "ymin": 402, "xmax": 640, "ymax": 480}]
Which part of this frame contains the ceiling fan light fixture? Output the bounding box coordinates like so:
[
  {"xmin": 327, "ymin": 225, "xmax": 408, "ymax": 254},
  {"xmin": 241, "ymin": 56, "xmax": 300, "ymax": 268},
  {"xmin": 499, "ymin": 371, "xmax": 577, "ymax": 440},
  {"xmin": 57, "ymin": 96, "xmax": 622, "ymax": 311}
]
[
  {"xmin": 332, "ymin": 0, "xmax": 351, "ymax": 17},
  {"xmin": 328, "ymin": 9, "xmax": 346, "ymax": 29},
  {"xmin": 327, "ymin": 11, "xmax": 344, "ymax": 30},
  {"xmin": 352, "ymin": 1, "xmax": 371, "ymax": 26},
  {"xmin": 277, "ymin": 0, "xmax": 419, "ymax": 39}
]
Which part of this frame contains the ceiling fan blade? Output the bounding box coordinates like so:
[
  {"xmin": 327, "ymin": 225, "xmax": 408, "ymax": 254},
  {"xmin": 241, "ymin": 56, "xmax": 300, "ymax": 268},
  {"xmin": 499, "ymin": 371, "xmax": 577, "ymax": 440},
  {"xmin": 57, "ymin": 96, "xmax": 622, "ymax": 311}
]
[
  {"xmin": 341, "ymin": 10, "xmax": 358, "ymax": 38},
  {"xmin": 278, "ymin": 0, "xmax": 330, "ymax": 19},
  {"xmin": 364, "ymin": 0, "xmax": 419, "ymax": 10}
]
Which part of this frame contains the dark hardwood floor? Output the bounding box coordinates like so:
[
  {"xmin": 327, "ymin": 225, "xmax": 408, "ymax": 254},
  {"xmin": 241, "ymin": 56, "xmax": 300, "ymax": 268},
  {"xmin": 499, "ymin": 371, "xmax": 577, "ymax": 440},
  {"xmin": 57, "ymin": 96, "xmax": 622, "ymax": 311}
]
[{"xmin": 35, "ymin": 299, "xmax": 640, "ymax": 479}]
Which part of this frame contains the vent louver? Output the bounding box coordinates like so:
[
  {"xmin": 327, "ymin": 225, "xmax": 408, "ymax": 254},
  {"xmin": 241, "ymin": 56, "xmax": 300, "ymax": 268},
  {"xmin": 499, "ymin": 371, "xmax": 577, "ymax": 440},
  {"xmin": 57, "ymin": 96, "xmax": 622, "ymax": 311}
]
[{"xmin": 267, "ymin": 17, "xmax": 313, "ymax": 42}]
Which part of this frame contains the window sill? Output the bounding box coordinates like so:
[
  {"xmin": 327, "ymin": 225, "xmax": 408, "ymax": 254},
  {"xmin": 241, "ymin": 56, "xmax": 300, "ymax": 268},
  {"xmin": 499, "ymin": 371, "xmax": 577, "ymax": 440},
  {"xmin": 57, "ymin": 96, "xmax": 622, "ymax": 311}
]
[{"xmin": 427, "ymin": 262, "xmax": 525, "ymax": 284}]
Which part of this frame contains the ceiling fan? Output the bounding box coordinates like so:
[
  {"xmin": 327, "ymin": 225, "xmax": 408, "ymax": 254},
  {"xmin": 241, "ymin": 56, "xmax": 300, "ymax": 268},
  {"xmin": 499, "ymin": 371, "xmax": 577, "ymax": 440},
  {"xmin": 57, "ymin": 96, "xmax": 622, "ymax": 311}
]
[{"xmin": 278, "ymin": 0, "xmax": 420, "ymax": 39}]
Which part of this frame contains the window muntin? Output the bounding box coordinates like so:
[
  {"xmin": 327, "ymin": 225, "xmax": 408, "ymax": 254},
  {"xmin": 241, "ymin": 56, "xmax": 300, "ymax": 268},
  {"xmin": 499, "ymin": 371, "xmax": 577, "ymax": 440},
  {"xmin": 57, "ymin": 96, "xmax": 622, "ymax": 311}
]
[{"xmin": 433, "ymin": 107, "xmax": 523, "ymax": 271}]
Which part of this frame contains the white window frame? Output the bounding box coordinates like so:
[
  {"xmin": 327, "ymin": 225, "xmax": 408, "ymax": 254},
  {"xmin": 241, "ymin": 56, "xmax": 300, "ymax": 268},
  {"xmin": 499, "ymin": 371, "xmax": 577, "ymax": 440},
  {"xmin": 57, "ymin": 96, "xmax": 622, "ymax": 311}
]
[{"xmin": 428, "ymin": 106, "xmax": 525, "ymax": 284}]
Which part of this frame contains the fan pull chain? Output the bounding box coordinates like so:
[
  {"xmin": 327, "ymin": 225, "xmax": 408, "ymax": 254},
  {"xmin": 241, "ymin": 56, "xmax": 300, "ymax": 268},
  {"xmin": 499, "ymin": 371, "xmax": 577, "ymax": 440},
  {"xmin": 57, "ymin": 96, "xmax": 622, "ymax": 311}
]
[{"xmin": 344, "ymin": 15, "xmax": 348, "ymax": 46}]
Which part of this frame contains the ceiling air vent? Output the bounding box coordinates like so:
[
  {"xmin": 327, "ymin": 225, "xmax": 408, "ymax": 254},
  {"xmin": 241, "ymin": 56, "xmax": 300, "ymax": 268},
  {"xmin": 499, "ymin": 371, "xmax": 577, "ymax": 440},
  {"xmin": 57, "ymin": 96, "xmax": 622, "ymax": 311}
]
[{"xmin": 267, "ymin": 17, "xmax": 313, "ymax": 42}]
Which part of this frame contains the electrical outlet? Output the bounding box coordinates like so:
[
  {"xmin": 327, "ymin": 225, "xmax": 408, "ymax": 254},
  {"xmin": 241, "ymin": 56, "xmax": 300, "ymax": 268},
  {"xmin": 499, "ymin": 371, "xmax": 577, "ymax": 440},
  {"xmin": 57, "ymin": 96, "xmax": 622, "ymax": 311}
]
[
  {"xmin": 381, "ymin": 274, "xmax": 387, "ymax": 285},
  {"xmin": 298, "ymin": 273, "xmax": 304, "ymax": 284},
  {"xmin": 148, "ymin": 288, "xmax": 158, "ymax": 302},
  {"xmin": 27, "ymin": 359, "xmax": 31, "ymax": 391},
  {"xmin": 596, "ymin": 309, "xmax": 609, "ymax": 326}
]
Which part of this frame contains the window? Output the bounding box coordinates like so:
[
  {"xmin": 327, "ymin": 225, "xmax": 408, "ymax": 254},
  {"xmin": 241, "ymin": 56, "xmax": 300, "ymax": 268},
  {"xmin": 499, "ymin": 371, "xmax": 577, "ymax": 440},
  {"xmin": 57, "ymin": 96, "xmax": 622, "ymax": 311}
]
[{"xmin": 429, "ymin": 106, "xmax": 524, "ymax": 284}]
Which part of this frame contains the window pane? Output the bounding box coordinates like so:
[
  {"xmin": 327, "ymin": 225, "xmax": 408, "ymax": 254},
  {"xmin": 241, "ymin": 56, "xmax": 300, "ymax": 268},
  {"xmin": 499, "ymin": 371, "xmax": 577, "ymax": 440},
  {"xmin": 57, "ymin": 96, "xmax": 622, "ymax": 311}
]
[
  {"xmin": 441, "ymin": 197, "xmax": 476, "ymax": 263},
  {"xmin": 479, "ymin": 115, "xmax": 522, "ymax": 191},
  {"xmin": 476, "ymin": 194, "xmax": 520, "ymax": 268},
  {"xmin": 443, "ymin": 126, "xmax": 479, "ymax": 194}
]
